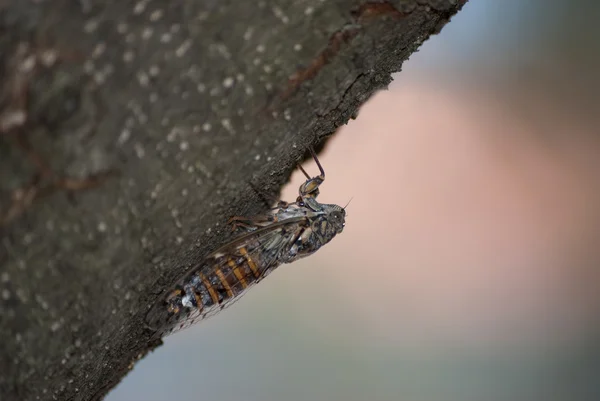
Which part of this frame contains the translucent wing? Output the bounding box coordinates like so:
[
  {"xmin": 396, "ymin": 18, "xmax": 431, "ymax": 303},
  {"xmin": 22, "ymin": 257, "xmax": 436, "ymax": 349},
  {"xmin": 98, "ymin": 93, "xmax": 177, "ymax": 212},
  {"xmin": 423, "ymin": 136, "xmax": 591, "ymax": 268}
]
[{"xmin": 145, "ymin": 218, "xmax": 306, "ymax": 338}]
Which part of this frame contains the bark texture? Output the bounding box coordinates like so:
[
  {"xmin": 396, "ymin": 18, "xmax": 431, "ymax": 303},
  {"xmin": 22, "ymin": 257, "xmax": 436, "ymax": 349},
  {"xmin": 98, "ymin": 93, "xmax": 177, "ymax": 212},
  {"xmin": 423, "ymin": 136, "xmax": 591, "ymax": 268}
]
[{"xmin": 0, "ymin": 0, "xmax": 467, "ymax": 399}]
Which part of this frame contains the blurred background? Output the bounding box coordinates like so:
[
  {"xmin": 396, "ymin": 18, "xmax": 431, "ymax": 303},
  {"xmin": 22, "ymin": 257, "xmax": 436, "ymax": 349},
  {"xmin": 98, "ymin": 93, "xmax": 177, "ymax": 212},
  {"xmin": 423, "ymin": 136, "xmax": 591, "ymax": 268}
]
[{"xmin": 109, "ymin": 1, "xmax": 600, "ymax": 400}]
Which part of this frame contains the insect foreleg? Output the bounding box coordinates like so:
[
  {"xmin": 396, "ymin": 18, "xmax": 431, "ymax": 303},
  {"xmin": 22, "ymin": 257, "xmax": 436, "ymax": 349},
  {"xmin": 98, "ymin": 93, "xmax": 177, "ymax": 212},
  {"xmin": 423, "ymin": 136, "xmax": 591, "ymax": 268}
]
[{"xmin": 297, "ymin": 148, "xmax": 326, "ymax": 209}]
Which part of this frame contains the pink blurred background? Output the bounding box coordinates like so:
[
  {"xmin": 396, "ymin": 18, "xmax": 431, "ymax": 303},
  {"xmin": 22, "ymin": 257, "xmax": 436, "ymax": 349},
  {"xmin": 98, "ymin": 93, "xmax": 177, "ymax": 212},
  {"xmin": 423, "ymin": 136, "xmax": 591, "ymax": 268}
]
[{"xmin": 110, "ymin": 1, "xmax": 600, "ymax": 400}]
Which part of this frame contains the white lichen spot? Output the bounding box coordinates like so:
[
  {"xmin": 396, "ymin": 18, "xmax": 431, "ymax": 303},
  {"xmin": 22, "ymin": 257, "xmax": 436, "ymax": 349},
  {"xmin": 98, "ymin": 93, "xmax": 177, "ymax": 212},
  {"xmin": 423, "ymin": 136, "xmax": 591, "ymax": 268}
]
[
  {"xmin": 263, "ymin": 64, "xmax": 272, "ymax": 73},
  {"xmin": 221, "ymin": 118, "xmax": 234, "ymax": 133},
  {"xmin": 196, "ymin": 11, "xmax": 209, "ymax": 21},
  {"xmin": 92, "ymin": 42, "xmax": 106, "ymax": 59},
  {"xmin": 36, "ymin": 294, "xmax": 49, "ymax": 310},
  {"xmin": 149, "ymin": 9, "xmax": 163, "ymax": 22},
  {"xmin": 23, "ymin": 233, "xmax": 33, "ymax": 245},
  {"xmin": 84, "ymin": 19, "xmax": 99, "ymax": 33},
  {"xmin": 166, "ymin": 128, "xmax": 177, "ymax": 142},
  {"xmin": 197, "ymin": 83, "xmax": 206, "ymax": 93},
  {"xmin": 0, "ymin": 110, "xmax": 26, "ymax": 132},
  {"xmin": 284, "ymin": 109, "xmax": 292, "ymax": 121},
  {"xmin": 223, "ymin": 77, "xmax": 234, "ymax": 88},
  {"xmin": 209, "ymin": 87, "xmax": 220, "ymax": 96},
  {"xmin": 161, "ymin": 33, "xmax": 173, "ymax": 43},
  {"xmin": 181, "ymin": 188, "xmax": 188, "ymax": 196},
  {"xmin": 123, "ymin": 50, "xmax": 135, "ymax": 63},
  {"xmin": 293, "ymin": 43, "xmax": 302, "ymax": 51},
  {"xmin": 254, "ymin": 154, "xmax": 261, "ymax": 161},
  {"xmin": 256, "ymin": 44, "xmax": 265, "ymax": 53},
  {"xmin": 171, "ymin": 24, "xmax": 181, "ymax": 33},
  {"xmin": 253, "ymin": 57, "xmax": 261, "ymax": 66},
  {"xmin": 93, "ymin": 72, "xmax": 106, "ymax": 85},
  {"xmin": 133, "ymin": 1, "xmax": 146, "ymax": 15},
  {"xmin": 305, "ymin": 6, "xmax": 314, "ymax": 15},
  {"xmin": 236, "ymin": 73, "xmax": 245, "ymax": 82},
  {"xmin": 148, "ymin": 65, "xmax": 160, "ymax": 76},
  {"xmin": 272, "ymin": 6, "xmax": 289, "ymax": 24},
  {"xmin": 175, "ymin": 39, "xmax": 192, "ymax": 57},
  {"xmin": 137, "ymin": 71, "xmax": 150, "ymax": 87},
  {"xmin": 1, "ymin": 289, "xmax": 10, "ymax": 300},
  {"xmin": 20, "ymin": 55, "xmax": 36, "ymax": 73},
  {"xmin": 134, "ymin": 143, "xmax": 145, "ymax": 158},
  {"xmin": 243, "ymin": 27, "xmax": 254, "ymax": 41},
  {"xmin": 202, "ymin": 122, "xmax": 212, "ymax": 132},
  {"xmin": 97, "ymin": 222, "xmax": 107, "ymax": 232},
  {"xmin": 141, "ymin": 27, "xmax": 153, "ymax": 40},
  {"xmin": 1, "ymin": 272, "xmax": 9, "ymax": 283},
  {"xmin": 40, "ymin": 50, "xmax": 58, "ymax": 67},
  {"xmin": 176, "ymin": 236, "xmax": 184, "ymax": 244},
  {"xmin": 50, "ymin": 321, "xmax": 61, "ymax": 332},
  {"xmin": 215, "ymin": 44, "xmax": 231, "ymax": 59},
  {"xmin": 117, "ymin": 128, "xmax": 131, "ymax": 145},
  {"xmin": 265, "ymin": 82, "xmax": 273, "ymax": 90},
  {"xmin": 245, "ymin": 85, "xmax": 254, "ymax": 96}
]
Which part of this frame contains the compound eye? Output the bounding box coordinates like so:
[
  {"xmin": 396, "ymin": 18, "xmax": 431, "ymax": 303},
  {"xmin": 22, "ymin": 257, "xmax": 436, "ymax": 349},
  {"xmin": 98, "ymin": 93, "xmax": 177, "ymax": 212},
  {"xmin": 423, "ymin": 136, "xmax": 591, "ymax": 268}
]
[{"xmin": 331, "ymin": 211, "xmax": 342, "ymax": 221}]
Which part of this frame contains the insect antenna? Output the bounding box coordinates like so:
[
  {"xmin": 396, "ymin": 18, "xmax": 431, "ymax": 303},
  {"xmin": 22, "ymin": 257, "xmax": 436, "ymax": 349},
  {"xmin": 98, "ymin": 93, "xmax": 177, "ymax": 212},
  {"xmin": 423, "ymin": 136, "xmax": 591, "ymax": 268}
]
[{"xmin": 343, "ymin": 197, "xmax": 353, "ymax": 210}]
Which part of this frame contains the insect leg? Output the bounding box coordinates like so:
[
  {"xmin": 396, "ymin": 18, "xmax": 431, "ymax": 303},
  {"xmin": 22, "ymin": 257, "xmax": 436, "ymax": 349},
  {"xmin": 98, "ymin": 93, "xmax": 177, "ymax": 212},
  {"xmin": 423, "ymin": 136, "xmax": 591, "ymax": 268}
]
[
  {"xmin": 297, "ymin": 148, "xmax": 326, "ymax": 207},
  {"xmin": 309, "ymin": 147, "xmax": 326, "ymax": 179},
  {"xmin": 297, "ymin": 164, "xmax": 312, "ymax": 181}
]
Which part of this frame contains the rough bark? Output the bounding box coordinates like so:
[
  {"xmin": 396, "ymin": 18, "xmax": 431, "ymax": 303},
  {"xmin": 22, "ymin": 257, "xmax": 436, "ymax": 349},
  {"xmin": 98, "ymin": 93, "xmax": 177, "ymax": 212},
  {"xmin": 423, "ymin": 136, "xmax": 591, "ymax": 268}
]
[{"xmin": 0, "ymin": 0, "xmax": 467, "ymax": 399}]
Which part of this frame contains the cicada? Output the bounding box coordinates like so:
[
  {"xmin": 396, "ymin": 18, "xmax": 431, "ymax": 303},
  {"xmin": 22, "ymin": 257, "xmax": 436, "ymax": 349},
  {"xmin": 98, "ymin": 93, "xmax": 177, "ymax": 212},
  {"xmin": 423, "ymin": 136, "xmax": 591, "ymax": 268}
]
[{"xmin": 145, "ymin": 149, "xmax": 346, "ymax": 337}]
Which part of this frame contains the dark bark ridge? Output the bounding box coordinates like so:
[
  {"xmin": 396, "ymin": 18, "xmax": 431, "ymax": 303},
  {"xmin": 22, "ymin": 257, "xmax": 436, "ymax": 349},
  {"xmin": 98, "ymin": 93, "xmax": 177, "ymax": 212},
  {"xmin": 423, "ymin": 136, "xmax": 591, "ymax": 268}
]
[{"xmin": 0, "ymin": 0, "xmax": 467, "ymax": 399}]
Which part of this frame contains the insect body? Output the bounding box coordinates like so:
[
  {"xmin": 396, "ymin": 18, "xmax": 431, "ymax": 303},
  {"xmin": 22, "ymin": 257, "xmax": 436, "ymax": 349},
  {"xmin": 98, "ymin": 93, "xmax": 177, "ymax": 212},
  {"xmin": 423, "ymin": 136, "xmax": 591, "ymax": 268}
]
[{"xmin": 145, "ymin": 149, "xmax": 346, "ymax": 337}]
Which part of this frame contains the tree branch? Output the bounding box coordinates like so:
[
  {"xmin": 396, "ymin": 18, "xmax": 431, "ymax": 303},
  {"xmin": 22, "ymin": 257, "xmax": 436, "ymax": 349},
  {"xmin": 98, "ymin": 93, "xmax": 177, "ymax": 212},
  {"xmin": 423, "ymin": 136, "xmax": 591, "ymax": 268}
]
[{"xmin": 0, "ymin": 0, "xmax": 468, "ymax": 399}]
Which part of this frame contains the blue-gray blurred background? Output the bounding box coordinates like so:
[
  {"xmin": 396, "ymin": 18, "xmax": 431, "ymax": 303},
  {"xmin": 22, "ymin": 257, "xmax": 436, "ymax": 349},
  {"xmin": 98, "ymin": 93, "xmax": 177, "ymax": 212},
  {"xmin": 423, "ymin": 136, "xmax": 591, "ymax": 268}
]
[{"xmin": 109, "ymin": 1, "xmax": 600, "ymax": 400}]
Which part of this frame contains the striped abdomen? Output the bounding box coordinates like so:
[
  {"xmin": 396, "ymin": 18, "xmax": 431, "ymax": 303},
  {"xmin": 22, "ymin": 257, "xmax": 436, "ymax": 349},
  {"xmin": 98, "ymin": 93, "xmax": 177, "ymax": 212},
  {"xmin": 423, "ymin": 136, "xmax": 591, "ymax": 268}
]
[{"xmin": 178, "ymin": 246, "xmax": 263, "ymax": 311}]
